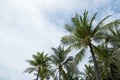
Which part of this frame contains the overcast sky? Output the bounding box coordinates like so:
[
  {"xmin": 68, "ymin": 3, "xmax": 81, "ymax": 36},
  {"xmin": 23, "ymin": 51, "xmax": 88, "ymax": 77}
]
[{"xmin": 0, "ymin": 0, "xmax": 120, "ymax": 80}]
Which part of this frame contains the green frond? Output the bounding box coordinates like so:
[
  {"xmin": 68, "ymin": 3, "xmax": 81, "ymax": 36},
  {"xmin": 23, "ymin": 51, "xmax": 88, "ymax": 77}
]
[
  {"xmin": 101, "ymin": 19, "xmax": 120, "ymax": 30},
  {"xmin": 24, "ymin": 67, "xmax": 36, "ymax": 74},
  {"xmin": 97, "ymin": 20, "xmax": 120, "ymax": 39},
  {"xmin": 106, "ymin": 26, "xmax": 120, "ymax": 48},
  {"xmin": 84, "ymin": 64, "xmax": 95, "ymax": 79},
  {"xmin": 72, "ymin": 14, "xmax": 81, "ymax": 28},
  {"xmin": 50, "ymin": 55, "xmax": 59, "ymax": 65},
  {"xmin": 83, "ymin": 10, "xmax": 88, "ymax": 24},
  {"xmin": 63, "ymin": 47, "xmax": 71, "ymax": 56},
  {"xmin": 116, "ymin": 27, "xmax": 120, "ymax": 35},
  {"xmin": 26, "ymin": 60, "xmax": 38, "ymax": 66},
  {"xmin": 109, "ymin": 27, "xmax": 117, "ymax": 36},
  {"xmin": 89, "ymin": 12, "xmax": 97, "ymax": 27},
  {"xmin": 63, "ymin": 56, "xmax": 73, "ymax": 65},
  {"xmin": 92, "ymin": 44, "xmax": 104, "ymax": 58},
  {"xmin": 72, "ymin": 42, "xmax": 84, "ymax": 49},
  {"xmin": 65, "ymin": 24, "xmax": 74, "ymax": 33},
  {"xmin": 91, "ymin": 15, "xmax": 111, "ymax": 37},
  {"xmin": 51, "ymin": 47, "xmax": 59, "ymax": 55},
  {"xmin": 96, "ymin": 15, "xmax": 111, "ymax": 28},
  {"xmin": 61, "ymin": 35, "xmax": 79, "ymax": 45},
  {"xmin": 93, "ymin": 31, "xmax": 108, "ymax": 43},
  {"xmin": 80, "ymin": 16, "xmax": 83, "ymax": 24},
  {"xmin": 61, "ymin": 35, "xmax": 85, "ymax": 49},
  {"xmin": 74, "ymin": 48, "xmax": 85, "ymax": 65},
  {"xmin": 83, "ymin": 10, "xmax": 89, "ymax": 29}
]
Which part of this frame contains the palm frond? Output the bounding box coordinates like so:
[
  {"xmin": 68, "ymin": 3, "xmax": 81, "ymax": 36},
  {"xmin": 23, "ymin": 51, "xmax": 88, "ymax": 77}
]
[
  {"xmin": 51, "ymin": 47, "xmax": 59, "ymax": 55},
  {"xmin": 72, "ymin": 14, "xmax": 81, "ymax": 29},
  {"xmin": 26, "ymin": 60, "xmax": 38, "ymax": 66},
  {"xmin": 91, "ymin": 15, "xmax": 111, "ymax": 37},
  {"xmin": 61, "ymin": 35, "xmax": 79, "ymax": 45},
  {"xmin": 96, "ymin": 15, "xmax": 111, "ymax": 28},
  {"xmin": 98, "ymin": 19, "xmax": 120, "ymax": 35},
  {"xmin": 65, "ymin": 24, "xmax": 74, "ymax": 33},
  {"xmin": 24, "ymin": 67, "xmax": 36, "ymax": 74},
  {"xmin": 74, "ymin": 48, "xmax": 85, "ymax": 65},
  {"xmin": 63, "ymin": 46, "xmax": 71, "ymax": 56},
  {"xmin": 63, "ymin": 56, "xmax": 73, "ymax": 65},
  {"xmin": 89, "ymin": 12, "xmax": 97, "ymax": 27},
  {"xmin": 93, "ymin": 32, "xmax": 107, "ymax": 43}
]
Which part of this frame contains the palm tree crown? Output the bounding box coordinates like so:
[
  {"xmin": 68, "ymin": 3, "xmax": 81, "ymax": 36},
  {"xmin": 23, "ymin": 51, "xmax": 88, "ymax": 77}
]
[
  {"xmin": 51, "ymin": 45, "xmax": 73, "ymax": 80},
  {"xmin": 24, "ymin": 52, "xmax": 51, "ymax": 80}
]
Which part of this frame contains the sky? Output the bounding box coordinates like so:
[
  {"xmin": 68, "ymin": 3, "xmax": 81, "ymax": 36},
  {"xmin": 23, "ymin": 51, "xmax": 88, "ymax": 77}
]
[{"xmin": 0, "ymin": 0, "xmax": 120, "ymax": 80}]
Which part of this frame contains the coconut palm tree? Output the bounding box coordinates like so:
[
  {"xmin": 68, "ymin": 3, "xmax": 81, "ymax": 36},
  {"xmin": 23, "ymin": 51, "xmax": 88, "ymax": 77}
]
[
  {"xmin": 50, "ymin": 45, "xmax": 73, "ymax": 80},
  {"xmin": 92, "ymin": 43, "xmax": 120, "ymax": 80},
  {"xmin": 24, "ymin": 52, "xmax": 51, "ymax": 80},
  {"xmin": 61, "ymin": 10, "xmax": 120, "ymax": 80}
]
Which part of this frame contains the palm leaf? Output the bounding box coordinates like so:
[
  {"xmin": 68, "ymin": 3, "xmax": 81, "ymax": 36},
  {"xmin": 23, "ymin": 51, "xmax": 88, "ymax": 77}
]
[
  {"xmin": 74, "ymin": 48, "xmax": 85, "ymax": 65},
  {"xmin": 63, "ymin": 56, "xmax": 73, "ymax": 65},
  {"xmin": 61, "ymin": 35, "xmax": 79, "ymax": 45},
  {"xmin": 65, "ymin": 24, "xmax": 74, "ymax": 33},
  {"xmin": 26, "ymin": 60, "xmax": 38, "ymax": 66},
  {"xmin": 90, "ymin": 15, "xmax": 111, "ymax": 37},
  {"xmin": 24, "ymin": 67, "xmax": 36, "ymax": 74},
  {"xmin": 89, "ymin": 12, "xmax": 97, "ymax": 27}
]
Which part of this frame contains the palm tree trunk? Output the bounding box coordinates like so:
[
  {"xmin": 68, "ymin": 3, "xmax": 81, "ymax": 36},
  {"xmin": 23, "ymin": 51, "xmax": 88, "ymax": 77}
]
[
  {"xmin": 88, "ymin": 44, "xmax": 101, "ymax": 80},
  {"xmin": 40, "ymin": 67, "xmax": 44, "ymax": 80},
  {"xmin": 36, "ymin": 66, "xmax": 40, "ymax": 80},
  {"xmin": 59, "ymin": 65, "xmax": 62, "ymax": 80}
]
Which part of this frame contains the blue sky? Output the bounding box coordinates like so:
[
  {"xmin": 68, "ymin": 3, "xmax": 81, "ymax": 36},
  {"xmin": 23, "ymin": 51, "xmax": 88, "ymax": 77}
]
[{"xmin": 0, "ymin": 0, "xmax": 120, "ymax": 80}]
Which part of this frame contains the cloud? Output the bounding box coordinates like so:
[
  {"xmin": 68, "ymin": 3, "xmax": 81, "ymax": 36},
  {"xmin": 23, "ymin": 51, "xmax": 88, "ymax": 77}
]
[
  {"xmin": 0, "ymin": 0, "xmax": 67, "ymax": 80},
  {"xmin": 0, "ymin": 0, "xmax": 120, "ymax": 80}
]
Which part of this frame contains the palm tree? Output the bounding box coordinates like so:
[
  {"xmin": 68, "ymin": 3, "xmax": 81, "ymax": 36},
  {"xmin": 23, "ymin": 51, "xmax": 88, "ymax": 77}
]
[
  {"xmin": 61, "ymin": 10, "xmax": 120, "ymax": 80},
  {"xmin": 50, "ymin": 45, "xmax": 73, "ymax": 80},
  {"xmin": 92, "ymin": 43, "xmax": 120, "ymax": 80},
  {"xmin": 24, "ymin": 52, "xmax": 51, "ymax": 80}
]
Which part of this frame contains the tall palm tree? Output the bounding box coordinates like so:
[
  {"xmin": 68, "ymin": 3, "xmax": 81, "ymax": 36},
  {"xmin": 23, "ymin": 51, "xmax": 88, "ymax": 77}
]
[
  {"xmin": 24, "ymin": 52, "xmax": 51, "ymax": 80},
  {"xmin": 61, "ymin": 10, "xmax": 120, "ymax": 80},
  {"xmin": 50, "ymin": 45, "xmax": 73, "ymax": 80}
]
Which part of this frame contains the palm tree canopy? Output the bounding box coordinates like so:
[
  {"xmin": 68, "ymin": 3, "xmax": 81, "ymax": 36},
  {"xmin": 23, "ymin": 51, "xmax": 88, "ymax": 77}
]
[
  {"xmin": 50, "ymin": 45, "xmax": 73, "ymax": 80},
  {"xmin": 61, "ymin": 10, "xmax": 120, "ymax": 68},
  {"xmin": 24, "ymin": 52, "xmax": 51, "ymax": 80},
  {"xmin": 51, "ymin": 45, "xmax": 73, "ymax": 65},
  {"xmin": 61, "ymin": 10, "xmax": 120, "ymax": 47},
  {"xmin": 26, "ymin": 52, "xmax": 51, "ymax": 68}
]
